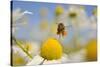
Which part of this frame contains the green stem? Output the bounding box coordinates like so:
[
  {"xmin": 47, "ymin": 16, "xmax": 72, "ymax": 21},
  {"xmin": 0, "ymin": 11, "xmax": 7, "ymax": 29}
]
[
  {"xmin": 12, "ymin": 36, "xmax": 33, "ymax": 59},
  {"xmin": 39, "ymin": 59, "xmax": 45, "ymax": 65}
]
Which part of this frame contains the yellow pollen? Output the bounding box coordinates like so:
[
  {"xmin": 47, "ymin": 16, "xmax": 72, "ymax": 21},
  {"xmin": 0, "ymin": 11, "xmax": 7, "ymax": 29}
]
[{"xmin": 40, "ymin": 38, "xmax": 63, "ymax": 60}]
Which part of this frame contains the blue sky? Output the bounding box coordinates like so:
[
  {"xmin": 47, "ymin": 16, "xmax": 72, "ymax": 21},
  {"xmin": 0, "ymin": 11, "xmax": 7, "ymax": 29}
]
[
  {"xmin": 11, "ymin": 1, "xmax": 97, "ymax": 44},
  {"xmin": 12, "ymin": 1, "xmax": 96, "ymax": 24}
]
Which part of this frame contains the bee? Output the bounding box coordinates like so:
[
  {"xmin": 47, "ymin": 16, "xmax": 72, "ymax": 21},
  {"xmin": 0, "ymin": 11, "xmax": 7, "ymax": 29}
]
[
  {"xmin": 57, "ymin": 23, "xmax": 67, "ymax": 37},
  {"xmin": 56, "ymin": 22, "xmax": 72, "ymax": 38}
]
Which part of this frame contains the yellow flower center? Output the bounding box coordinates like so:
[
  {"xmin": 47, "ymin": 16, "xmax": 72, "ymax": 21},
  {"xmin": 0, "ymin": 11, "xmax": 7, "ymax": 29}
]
[
  {"xmin": 12, "ymin": 53, "xmax": 26, "ymax": 65},
  {"xmin": 69, "ymin": 12, "xmax": 77, "ymax": 19},
  {"xmin": 40, "ymin": 38, "xmax": 63, "ymax": 60},
  {"xmin": 92, "ymin": 8, "xmax": 97, "ymax": 16},
  {"xmin": 55, "ymin": 5, "xmax": 64, "ymax": 16},
  {"xmin": 24, "ymin": 43, "xmax": 33, "ymax": 53},
  {"xmin": 40, "ymin": 21, "xmax": 48, "ymax": 31},
  {"xmin": 86, "ymin": 39, "xmax": 97, "ymax": 61}
]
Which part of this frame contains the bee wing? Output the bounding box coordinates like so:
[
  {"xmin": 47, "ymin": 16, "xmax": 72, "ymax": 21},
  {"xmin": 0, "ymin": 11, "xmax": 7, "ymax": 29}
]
[{"xmin": 65, "ymin": 25, "xmax": 72, "ymax": 28}]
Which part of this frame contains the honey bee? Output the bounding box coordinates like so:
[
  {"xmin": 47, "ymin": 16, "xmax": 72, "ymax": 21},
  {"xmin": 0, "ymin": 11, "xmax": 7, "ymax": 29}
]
[{"xmin": 57, "ymin": 23, "xmax": 67, "ymax": 37}]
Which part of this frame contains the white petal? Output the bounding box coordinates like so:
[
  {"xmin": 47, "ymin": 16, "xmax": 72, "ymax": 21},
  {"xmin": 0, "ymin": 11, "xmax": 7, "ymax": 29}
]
[
  {"xmin": 26, "ymin": 55, "xmax": 44, "ymax": 65},
  {"xmin": 23, "ymin": 10, "xmax": 33, "ymax": 15},
  {"xmin": 67, "ymin": 49, "xmax": 86, "ymax": 63},
  {"xmin": 43, "ymin": 60, "xmax": 61, "ymax": 64},
  {"xmin": 43, "ymin": 53, "xmax": 69, "ymax": 64},
  {"xmin": 28, "ymin": 42, "xmax": 40, "ymax": 56},
  {"xmin": 12, "ymin": 45, "xmax": 31, "ymax": 62},
  {"xmin": 60, "ymin": 53, "xmax": 69, "ymax": 63}
]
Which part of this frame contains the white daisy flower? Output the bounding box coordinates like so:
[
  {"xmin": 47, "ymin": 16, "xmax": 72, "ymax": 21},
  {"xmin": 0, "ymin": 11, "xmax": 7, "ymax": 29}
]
[
  {"xmin": 12, "ymin": 8, "xmax": 33, "ymax": 33},
  {"xmin": 12, "ymin": 8, "xmax": 33, "ymax": 23},
  {"xmin": 88, "ymin": 12, "xmax": 97, "ymax": 39},
  {"xmin": 66, "ymin": 5, "xmax": 91, "ymax": 30},
  {"xmin": 26, "ymin": 38, "xmax": 86, "ymax": 65},
  {"xmin": 65, "ymin": 5, "xmax": 93, "ymax": 47},
  {"xmin": 26, "ymin": 48, "xmax": 86, "ymax": 65},
  {"xmin": 90, "ymin": 7, "xmax": 97, "ymax": 31},
  {"xmin": 12, "ymin": 41, "xmax": 40, "ymax": 65},
  {"xmin": 27, "ymin": 53, "xmax": 69, "ymax": 65},
  {"xmin": 67, "ymin": 49, "xmax": 86, "ymax": 63}
]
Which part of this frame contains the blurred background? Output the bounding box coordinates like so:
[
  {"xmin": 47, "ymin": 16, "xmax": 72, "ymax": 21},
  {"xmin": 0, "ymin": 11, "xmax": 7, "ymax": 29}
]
[{"xmin": 11, "ymin": 1, "xmax": 97, "ymax": 66}]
